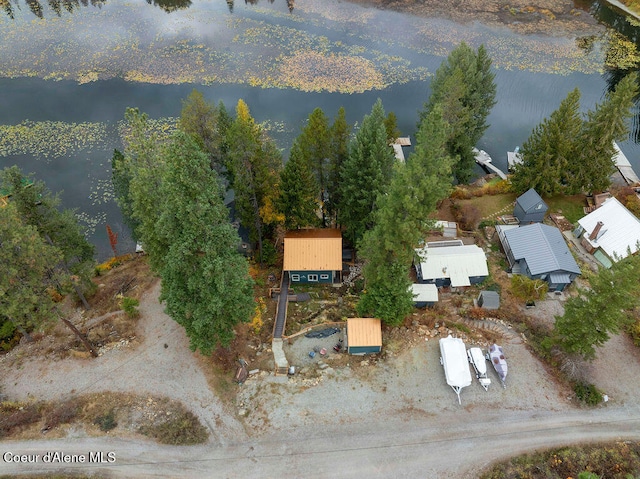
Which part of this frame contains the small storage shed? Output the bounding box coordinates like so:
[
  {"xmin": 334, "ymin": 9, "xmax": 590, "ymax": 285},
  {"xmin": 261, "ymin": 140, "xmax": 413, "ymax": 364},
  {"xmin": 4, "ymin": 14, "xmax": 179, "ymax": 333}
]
[
  {"xmin": 411, "ymin": 283, "xmax": 439, "ymax": 308},
  {"xmin": 513, "ymin": 188, "xmax": 547, "ymax": 224},
  {"xmin": 346, "ymin": 318, "xmax": 382, "ymax": 355},
  {"xmin": 477, "ymin": 290, "xmax": 500, "ymax": 310}
]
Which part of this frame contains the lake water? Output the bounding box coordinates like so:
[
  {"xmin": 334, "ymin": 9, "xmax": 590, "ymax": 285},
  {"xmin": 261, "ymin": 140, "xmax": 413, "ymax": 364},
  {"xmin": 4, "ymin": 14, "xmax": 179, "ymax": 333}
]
[{"xmin": 0, "ymin": 0, "xmax": 639, "ymax": 259}]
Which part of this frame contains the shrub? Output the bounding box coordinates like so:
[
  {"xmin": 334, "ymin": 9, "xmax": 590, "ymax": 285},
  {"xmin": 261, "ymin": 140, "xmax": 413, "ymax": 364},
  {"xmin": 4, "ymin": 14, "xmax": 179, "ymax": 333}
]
[
  {"xmin": 628, "ymin": 318, "xmax": 640, "ymax": 346},
  {"xmin": 0, "ymin": 403, "xmax": 42, "ymax": 437},
  {"xmin": 122, "ymin": 297, "xmax": 140, "ymax": 319},
  {"xmin": 139, "ymin": 411, "xmax": 208, "ymax": 445},
  {"xmin": 94, "ymin": 409, "xmax": 118, "ymax": 431},
  {"xmin": 574, "ymin": 382, "xmax": 603, "ymax": 406},
  {"xmin": 450, "ymin": 187, "xmax": 473, "ymax": 200},
  {"xmin": 483, "ymin": 179, "xmax": 512, "ymax": 195},
  {"xmin": 260, "ymin": 242, "xmax": 278, "ymax": 267},
  {"xmin": 510, "ymin": 276, "xmax": 548, "ymax": 302},
  {"xmin": 44, "ymin": 399, "xmax": 79, "ymax": 429}
]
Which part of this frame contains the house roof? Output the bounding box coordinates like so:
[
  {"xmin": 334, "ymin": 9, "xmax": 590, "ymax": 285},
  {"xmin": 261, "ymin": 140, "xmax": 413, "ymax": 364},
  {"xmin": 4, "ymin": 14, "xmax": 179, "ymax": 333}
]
[
  {"xmin": 283, "ymin": 229, "xmax": 342, "ymax": 271},
  {"xmin": 577, "ymin": 197, "xmax": 640, "ymax": 261},
  {"xmin": 516, "ymin": 188, "xmax": 547, "ymax": 213},
  {"xmin": 410, "ymin": 283, "xmax": 439, "ymax": 303},
  {"xmin": 415, "ymin": 244, "xmax": 488, "ymax": 287},
  {"xmin": 504, "ymin": 223, "xmax": 580, "ymax": 276},
  {"xmin": 347, "ymin": 318, "xmax": 382, "ymax": 348}
]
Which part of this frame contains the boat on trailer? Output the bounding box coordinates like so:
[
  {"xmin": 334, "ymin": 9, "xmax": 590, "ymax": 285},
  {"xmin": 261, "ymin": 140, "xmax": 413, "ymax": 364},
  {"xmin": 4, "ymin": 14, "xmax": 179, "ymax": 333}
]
[
  {"xmin": 487, "ymin": 344, "xmax": 508, "ymax": 388},
  {"xmin": 439, "ymin": 335, "xmax": 472, "ymax": 405},
  {"xmin": 467, "ymin": 347, "xmax": 491, "ymax": 391}
]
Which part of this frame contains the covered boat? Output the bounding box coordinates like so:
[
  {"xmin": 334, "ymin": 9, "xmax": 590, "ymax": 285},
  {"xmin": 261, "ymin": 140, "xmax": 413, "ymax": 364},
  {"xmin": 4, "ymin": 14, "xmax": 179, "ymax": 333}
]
[
  {"xmin": 487, "ymin": 344, "xmax": 508, "ymax": 387},
  {"xmin": 439, "ymin": 335, "xmax": 472, "ymax": 404},
  {"xmin": 467, "ymin": 347, "xmax": 491, "ymax": 391}
]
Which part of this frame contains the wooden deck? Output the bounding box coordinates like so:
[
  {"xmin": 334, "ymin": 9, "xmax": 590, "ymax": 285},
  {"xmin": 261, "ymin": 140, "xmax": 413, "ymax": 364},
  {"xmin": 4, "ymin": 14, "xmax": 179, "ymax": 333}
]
[{"xmin": 613, "ymin": 142, "xmax": 639, "ymax": 186}]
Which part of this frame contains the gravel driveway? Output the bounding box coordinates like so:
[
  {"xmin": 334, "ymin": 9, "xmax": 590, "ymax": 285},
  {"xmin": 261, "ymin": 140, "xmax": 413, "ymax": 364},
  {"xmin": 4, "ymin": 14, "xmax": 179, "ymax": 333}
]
[{"xmin": 1, "ymin": 284, "xmax": 638, "ymax": 464}]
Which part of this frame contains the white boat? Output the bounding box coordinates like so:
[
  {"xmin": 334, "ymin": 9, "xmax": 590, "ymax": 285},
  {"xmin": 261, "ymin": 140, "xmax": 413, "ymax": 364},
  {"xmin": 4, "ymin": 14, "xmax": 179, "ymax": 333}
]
[
  {"xmin": 439, "ymin": 335, "xmax": 472, "ymax": 405},
  {"xmin": 487, "ymin": 344, "xmax": 508, "ymax": 388},
  {"xmin": 467, "ymin": 347, "xmax": 491, "ymax": 391}
]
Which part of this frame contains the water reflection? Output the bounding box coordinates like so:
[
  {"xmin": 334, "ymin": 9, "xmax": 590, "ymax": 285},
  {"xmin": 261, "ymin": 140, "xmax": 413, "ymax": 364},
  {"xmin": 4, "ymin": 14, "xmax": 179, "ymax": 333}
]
[
  {"xmin": 0, "ymin": 0, "xmax": 295, "ymax": 17},
  {"xmin": 146, "ymin": 0, "xmax": 191, "ymax": 13},
  {"xmin": 0, "ymin": 0, "xmax": 105, "ymax": 18},
  {"xmin": 226, "ymin": 0, "xmax": 294, "ymax": 13}
]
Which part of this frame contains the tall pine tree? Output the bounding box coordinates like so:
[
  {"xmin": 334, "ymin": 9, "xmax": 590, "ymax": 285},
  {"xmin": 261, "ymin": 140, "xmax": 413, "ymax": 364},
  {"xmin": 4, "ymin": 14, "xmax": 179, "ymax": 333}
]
[
  {"xmin": 295, "ymin": 107, "xmax": 331, "ymax": 224},
  {"xmin": 420, "ymin": 42, "xmax": 496, "ymax": 183},
  {"xmin": 278, "ymin": 141, "xmax": 319, "ymax": 230},
  {"xmin": 226, "ymin": 99, "xmax": 281, "ymax": 262},
  {"xmin": 339, "ymin": 99, "xmax": 395, "ymax": 246},
  {"xmin": 157, "ymin": 132, "xmax": 254, "ymax": 354},
  {"xmin": 571, "ymin": 72, "xmax": 638, "ymax": 193},
  {"xmin": 358, "ymin": 106, "xmax": 454, "ymax": 325},
  {"xmin": 326, "ymin": 106, "xmax": 351, "ymax": 226},
  {"xmin": 511, "ymin": 88, "xmax": 582, "ymax": 196}
]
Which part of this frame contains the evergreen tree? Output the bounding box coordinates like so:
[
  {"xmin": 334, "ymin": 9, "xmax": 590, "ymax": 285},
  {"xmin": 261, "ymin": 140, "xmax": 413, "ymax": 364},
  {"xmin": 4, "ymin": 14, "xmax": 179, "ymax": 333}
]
[
  {"xmin": 157, "ymin": 132, "xmax": 254, "ymax": 354},
  {"xmin": 358, "ymin": 106, "xmax": 454, "ymax": 325},
  {"xmin": 420, "ymin": 42, "xmax": 496, "ymax": 183},
  {"xmin": 571, "ymin": 72, "xmax": 638, "ymax": 193},
  {"xmin": 384, "ymin": 111, "xmax": 401, "ymax": 143},
  {"xmin": 357, "ymin": 261, "xmax": 413, "ymax": 326},
  {"xmin": 278, "ymin": 141, "xmax": 319, "ymax": 230},
  {"xmin": 1, "ymin": 166, "xmax": 95, "ymax": 308},
  {"xmin": 553, "ymin": 253, "xmax": 640, "ymax": 360},
  {"xmin": 226, "ymin": 99, "xmax": 281, "ymax": 262},
  {"xmin": 0, "ymin": 203, "xmax": 98, "ymax": 356},
  {"xmin": 339, "ymin": 99, "xmax": 395, "ymax": 246},
  {"xmin": 115, "ymin": 108, "xmax": 168, "ymax": 271},
  {"xmin": 326, "ymin": 106, "xmax": 350, "ymax": 225},
  {"xmin": 111, "ymin": 148, "xmax": 140, "ymax": 243},
  {"xmin": 0, "ymin": 202, "xmax": 62, "ymax": 333},
  {"xmin": 296, "ymin": 107, "xmax": 331, "ymax": 223},
  {"xmin": 511, "ymin": 88, "xmax": 582, "ymax": 196},
  {"xmin": 178, "ymin": 89, "xmax": 224, "ymax": 174}
]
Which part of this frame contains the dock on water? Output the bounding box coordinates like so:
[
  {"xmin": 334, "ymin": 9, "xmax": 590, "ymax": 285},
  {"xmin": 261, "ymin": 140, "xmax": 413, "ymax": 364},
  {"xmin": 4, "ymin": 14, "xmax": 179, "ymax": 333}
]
[
  {"xmin": 613, "ymin": 142, "xmax": 640, "ymax": 186},
  {"xmin": 473, "ymin": 148, "xmax": 507, "ymax": 180}
]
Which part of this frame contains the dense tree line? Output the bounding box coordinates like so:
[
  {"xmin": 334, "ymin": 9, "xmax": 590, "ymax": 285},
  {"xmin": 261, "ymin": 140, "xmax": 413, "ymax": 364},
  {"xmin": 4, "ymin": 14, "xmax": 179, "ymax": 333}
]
[
  {"xmin": 511, "ymin": 72, "xmax": 638, "ymax": 196},
  {"xmin": 112, "ymin": 105, "xmax": 254, "ymax": 354}
]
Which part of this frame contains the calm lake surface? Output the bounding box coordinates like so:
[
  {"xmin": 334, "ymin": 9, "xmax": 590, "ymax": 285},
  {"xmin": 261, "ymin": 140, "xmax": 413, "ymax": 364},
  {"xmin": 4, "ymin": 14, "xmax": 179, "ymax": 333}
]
[{"xmin": 0, "ymin": 0, "xmax": 639, "ymax": 259}]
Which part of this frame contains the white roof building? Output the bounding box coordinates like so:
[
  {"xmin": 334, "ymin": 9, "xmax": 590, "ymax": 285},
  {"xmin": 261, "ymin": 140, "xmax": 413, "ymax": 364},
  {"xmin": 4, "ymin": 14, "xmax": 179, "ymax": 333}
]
[
  {"xmin": 577, "ymin": 197, "xmax": 640, "ymax": 263},
  {"xmin": 414, "ymin": 243, "xmax": 489, "ymax": 287}
]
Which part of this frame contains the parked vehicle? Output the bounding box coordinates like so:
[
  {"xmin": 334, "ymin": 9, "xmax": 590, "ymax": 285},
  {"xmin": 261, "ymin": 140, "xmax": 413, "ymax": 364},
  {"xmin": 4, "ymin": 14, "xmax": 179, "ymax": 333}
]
[
  {"xmin": 439, "ymin": 335, "xmax": 472, "ymax": 405},
  {"xmin": 467, "ymin": 347, "xmax": 491, "ymax": 391},
  {"xmin": 487, "ymin": 344, "xmax": 508, "ymax": 388}
]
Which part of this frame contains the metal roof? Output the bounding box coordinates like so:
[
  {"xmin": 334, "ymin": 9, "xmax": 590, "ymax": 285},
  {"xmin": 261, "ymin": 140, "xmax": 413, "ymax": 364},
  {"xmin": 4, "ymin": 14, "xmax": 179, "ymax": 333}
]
[
  {"xmin": 549, "ymin": 272, "xmax": 571, "ymax": 284},
  {"xmin": 347, "ymin": 318, "xmax": 382, "ymax": 348},
  {"xmin": 516, "ymin": 188, "xmax": 547, "ymax": 213},
  {"xmin": 577, "ymin": 196, "xmax": 640, "ymax": 261},
  {"xmin": 283, "ymin": 229, "xmax": 343, "ymax": 271},
  {"xmin": 410, "ymin": 283, "xmax": 439, "ymax": 302},
  {"xmin": 415, "ymin": 244, "xmax": 488, "ymax": 283},
  {"xmin": 504, "ymin": 223, "xmax": 580, "ymax": 276}
]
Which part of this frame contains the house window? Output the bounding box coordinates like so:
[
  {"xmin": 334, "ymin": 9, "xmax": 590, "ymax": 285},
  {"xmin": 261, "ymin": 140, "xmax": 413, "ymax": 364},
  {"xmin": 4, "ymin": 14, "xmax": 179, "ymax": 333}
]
[
  {"xmin": 320, "ymin": 274, "xmax": 329, "ymax": 280},
  {"xmin": 291, "ymin": 274, "xmax": 300, "ymax": 282},
  {"xmin": 308, "ymin": 274, "xmax": 318, "ymax": 282}
]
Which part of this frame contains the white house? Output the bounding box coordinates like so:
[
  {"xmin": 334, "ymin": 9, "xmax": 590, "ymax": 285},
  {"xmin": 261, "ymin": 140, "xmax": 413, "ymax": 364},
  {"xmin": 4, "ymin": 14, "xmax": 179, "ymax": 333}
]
[
  {"xmin": 414, "ymin": 240, "xmax": 489, "ymax": 288},
  {"xmin": 575, "ymin": 197, "xmax": 640, "ymax": 267}
]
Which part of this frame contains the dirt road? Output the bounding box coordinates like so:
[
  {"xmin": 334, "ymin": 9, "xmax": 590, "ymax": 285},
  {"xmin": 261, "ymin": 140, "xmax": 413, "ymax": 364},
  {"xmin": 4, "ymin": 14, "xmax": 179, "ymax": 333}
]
[{"xmin": 2, "ymin": 407, "xmax": 640, "ymax": 478}]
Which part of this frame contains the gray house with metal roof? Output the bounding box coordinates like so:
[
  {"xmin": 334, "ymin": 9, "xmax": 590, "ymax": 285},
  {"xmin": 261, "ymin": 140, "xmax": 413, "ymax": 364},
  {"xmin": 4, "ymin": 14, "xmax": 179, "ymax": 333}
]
[
  {"xmin": 498, "ymin": 223, "xmax": 581, "ymax": 291},
  {"xmin": 513, "ymin": 188, "xmax": 548, "ymax": 224}
]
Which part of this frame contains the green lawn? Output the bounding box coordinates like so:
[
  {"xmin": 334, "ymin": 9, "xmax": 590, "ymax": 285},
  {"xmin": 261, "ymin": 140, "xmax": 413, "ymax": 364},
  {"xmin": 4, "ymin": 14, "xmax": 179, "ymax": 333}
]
[
  {"xmin": 544, "ymin": 194, "xmax": 586, "ymax": 224},
  {"xmin": 458, "ymin": 193, "xmax": 517, "ymax": 218}
]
